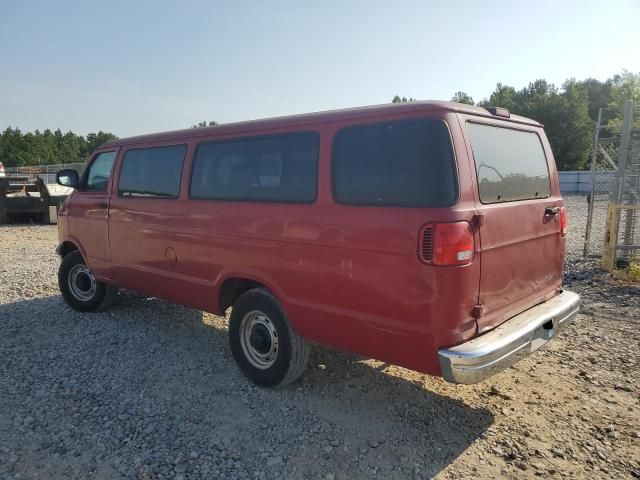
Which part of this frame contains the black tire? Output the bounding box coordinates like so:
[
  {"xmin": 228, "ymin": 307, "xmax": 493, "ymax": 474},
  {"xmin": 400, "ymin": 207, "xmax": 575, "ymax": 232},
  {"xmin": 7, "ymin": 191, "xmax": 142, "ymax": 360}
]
[
  {"xmin": 58, "ymin": 250, "xmax": 117, "ymax": 312},
  {"xmin": 229, "ymin": 288, "xmax": 310, "ymax": 388}
]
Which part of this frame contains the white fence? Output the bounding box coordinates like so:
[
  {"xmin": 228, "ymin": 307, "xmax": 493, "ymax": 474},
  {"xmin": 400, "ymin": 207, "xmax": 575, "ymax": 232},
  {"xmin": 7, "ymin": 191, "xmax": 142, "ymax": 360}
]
[{"xmin": 559, "ymin": 170, "xmax": 614, "ymax": 195}]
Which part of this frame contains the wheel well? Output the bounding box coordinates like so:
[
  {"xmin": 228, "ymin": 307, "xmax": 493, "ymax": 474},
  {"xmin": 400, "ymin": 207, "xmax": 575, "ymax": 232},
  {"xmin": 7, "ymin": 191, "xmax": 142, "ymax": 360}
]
[
  {"xmin": 219, "ymin": 277, "xmax": 267, "ymax": 312},
  {"xmin": 58, "ymin": 241, "xmax": 79, "ymax": 258}
]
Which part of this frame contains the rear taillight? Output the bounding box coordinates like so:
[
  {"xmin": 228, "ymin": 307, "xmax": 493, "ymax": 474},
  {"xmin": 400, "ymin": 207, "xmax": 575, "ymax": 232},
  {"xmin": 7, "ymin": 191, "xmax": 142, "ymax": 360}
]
[
  {"xmin": 420, "ymin": 221, "xmax": 475, "ymax": 266},
  {"xmin": 560, "ymin": 206, "xmax": 567, "ymax": 237}
]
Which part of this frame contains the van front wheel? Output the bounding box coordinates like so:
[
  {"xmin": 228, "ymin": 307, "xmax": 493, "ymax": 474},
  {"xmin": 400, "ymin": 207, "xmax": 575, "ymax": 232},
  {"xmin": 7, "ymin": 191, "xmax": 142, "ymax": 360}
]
[
  {"xmin": 229, "ymin": 288, "xmax": 310, "ymax": 388},
  {"xmin": 58, "ymin": 251, "xmax": 117, "ymax": 312}
]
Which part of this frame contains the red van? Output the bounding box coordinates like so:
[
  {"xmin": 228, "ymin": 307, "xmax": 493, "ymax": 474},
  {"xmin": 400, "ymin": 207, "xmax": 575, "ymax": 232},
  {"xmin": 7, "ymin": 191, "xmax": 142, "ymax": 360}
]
[{"xmin": 55, "ymin": 101, "xmax": 579, "ymax": 387}]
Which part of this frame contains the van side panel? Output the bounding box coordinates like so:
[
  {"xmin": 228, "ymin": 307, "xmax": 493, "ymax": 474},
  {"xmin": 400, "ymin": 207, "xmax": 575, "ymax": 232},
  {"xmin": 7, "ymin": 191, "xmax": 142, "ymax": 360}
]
[
  {"xmin": 108, "ymin": 141, "xmax": 221, "ymax": 312},
  {"xmin": 106, "ymin": 110, "xmax": 480, "ymax": 376},
  {"xmin": 177, "ymin": 114, "xmax": 479, "ymax": 375}
]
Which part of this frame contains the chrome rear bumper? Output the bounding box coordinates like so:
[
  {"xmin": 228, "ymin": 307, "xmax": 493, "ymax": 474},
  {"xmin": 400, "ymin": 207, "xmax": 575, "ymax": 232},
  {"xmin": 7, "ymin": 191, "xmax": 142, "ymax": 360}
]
[{"xmin": 438, "ymin": 290, "xmax": 580, "ymax": 384}]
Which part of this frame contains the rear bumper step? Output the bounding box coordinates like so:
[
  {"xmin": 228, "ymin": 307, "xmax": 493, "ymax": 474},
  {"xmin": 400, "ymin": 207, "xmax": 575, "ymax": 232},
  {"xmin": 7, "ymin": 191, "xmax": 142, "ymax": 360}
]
[{"xmin": 438, "ymin": 290, "xmax": 580, "ymax": 384}]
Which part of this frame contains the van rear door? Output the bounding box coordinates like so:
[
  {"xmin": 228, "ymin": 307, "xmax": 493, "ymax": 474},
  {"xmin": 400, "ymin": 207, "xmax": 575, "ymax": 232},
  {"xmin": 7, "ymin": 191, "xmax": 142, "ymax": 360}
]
[{"xmin": 464, "ymin": 120, "xmax": 565, "ymax": 333}]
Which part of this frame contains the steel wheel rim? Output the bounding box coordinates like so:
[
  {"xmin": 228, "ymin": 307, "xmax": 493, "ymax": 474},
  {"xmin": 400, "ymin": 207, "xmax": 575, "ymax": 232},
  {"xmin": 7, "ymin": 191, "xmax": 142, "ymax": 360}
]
[
  {"xmin": 239, "ymin": 310, "xmax": 279, "ymax": 369},
  {"xmin": 68, "ymin": 264, "xmax": 96, "ymax": 301}
]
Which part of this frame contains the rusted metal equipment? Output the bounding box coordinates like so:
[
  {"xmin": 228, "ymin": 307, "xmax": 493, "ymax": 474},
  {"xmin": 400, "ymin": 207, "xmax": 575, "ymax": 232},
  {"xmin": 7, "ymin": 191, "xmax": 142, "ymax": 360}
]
[{"xmin": 0, "ymin": 173, "xmax": 67, "ymax": 224}]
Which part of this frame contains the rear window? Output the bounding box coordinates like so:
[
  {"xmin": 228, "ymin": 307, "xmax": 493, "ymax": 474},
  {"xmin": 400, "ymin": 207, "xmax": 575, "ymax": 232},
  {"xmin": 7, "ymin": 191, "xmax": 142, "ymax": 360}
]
[
  {"xmin": 332, "ymin": 118, "xmax": 457, "ymax": 207},
  {"xmin": 190, "ymin": 132, "xmax": 318, "ymax": 203},
  {"xmin": 119, "ymin": 145, "xmax": 186, "ymax": 198},
  {"xmin": 467, "ymin": 123, "xmax": 550, "ymax": 203}
]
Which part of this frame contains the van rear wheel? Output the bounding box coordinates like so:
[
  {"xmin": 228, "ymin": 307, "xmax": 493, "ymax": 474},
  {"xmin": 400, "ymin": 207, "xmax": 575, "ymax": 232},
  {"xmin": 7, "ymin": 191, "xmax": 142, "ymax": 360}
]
[
  {"xmin": 58, "ymin": 251, "xmax": 117, "ymax": 312},
  {"xmin": 229, "ymin": 288, "xmax": 310, "ymax": 388}
]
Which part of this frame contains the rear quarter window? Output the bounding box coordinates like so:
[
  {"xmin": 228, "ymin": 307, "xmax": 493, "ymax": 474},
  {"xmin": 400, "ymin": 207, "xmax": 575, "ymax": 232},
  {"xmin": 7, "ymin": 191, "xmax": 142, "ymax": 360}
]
[
  {"xmin": 467, "ymin": 123, "xmax": 551, "ymax": 203},
  {"xmin": 331, "ymin": 118, "xmax": 457, "ymax": 207}
]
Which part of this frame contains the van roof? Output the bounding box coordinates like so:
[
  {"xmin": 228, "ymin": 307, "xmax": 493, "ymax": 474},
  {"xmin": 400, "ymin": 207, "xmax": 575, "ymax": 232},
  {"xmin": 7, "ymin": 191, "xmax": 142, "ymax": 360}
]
[{"xmin": 101, "ymin": 100, "xmax": 543, "ymax": 148}]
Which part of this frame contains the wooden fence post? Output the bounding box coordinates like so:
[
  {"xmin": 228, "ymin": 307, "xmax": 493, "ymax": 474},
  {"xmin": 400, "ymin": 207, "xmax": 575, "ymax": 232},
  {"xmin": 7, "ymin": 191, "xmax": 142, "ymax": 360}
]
[{"xmin": 602, "ymin": 204, "xmax": 619, "ymax": 272}]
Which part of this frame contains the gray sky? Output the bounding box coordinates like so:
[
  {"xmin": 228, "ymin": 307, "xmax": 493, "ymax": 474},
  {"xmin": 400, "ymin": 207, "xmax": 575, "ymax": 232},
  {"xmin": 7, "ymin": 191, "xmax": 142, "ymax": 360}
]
[{"xmin": 1, "ymin": 0, "xmax": 639, "ymax": 137}]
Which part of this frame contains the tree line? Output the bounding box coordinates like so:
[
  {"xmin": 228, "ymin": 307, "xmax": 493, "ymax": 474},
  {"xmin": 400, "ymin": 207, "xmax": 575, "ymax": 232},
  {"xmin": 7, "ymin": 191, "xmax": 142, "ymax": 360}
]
[
  {"xmin": 0, "ymin": 120, "xmax": 221, "ymax": 169},
  {"xmin": 400, "ymin": 70, "xmax": 639, "ymax": 170},
  {"xmin": 0, "ymin": 129, "xmax": 117, "ymax": 169}
]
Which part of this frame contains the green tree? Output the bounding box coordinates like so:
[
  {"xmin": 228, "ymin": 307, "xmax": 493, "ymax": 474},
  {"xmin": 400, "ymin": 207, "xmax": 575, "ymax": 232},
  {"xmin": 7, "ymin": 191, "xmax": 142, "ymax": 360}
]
[
  {"xmin": 192, "ymin": 120, "xmax": 218, "ymax": 128},
  {"xmin": 391, "ymin": 95, "xmax": 416, "ymax": 103},
  {"xmin": 0, "ymin": 127, "xmax": 118, "ymax": 167},
  {"xmin": 481, "ymin": 79, "xmax": 592, "ymax": 170},
  {"xmin": 451, "ymin": 91, "xmax": 474, "ymax": 105},
  {"xmin": 575, "ymin": 77, "xmax": 613, "ymax": 123},
  {"xmin": 86, "ymin": 131, "xmax": 118, "ymax": 153},
  {"xmin": 478, "ymin": 83, "xmax": 518, "ymax": 110},
  {"xmin": 607, "ymin": 70, "xmax": 640, "ymax": 128},
  {"xmin": 555, "ymin": 80, "xmax": 593, "ymax": 170},
  {"xmin": 0, "ymin": 127, "xmax": 29, "ymax": 167}
]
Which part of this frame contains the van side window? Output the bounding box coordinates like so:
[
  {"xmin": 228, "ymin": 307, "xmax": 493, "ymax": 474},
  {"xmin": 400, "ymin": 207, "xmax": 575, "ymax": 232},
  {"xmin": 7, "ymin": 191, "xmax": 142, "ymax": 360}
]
[
  {"xmin": 190, "ymin": 132, "xmax": 318, "ymax": 203},
  {"xmin": 467, "ymin": 123, "xmax": 551, "ymax": 203},
  {"xmin": 332, "ymin": 119, "xmax": 457, "ymax": 207},
  {"xmin": 85, "ymin": 151, "xmax": 117, "ymax": 192},
  {"xmin": 118, "ymin": 145, "xmax": 187, "ymax": 198}
]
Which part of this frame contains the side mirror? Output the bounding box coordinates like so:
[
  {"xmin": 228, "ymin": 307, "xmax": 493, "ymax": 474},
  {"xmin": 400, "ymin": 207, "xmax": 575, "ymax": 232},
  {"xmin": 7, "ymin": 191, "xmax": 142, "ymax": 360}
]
[{"xmin": 56, "ymin": 169, "xmax": 80, "ymax": 189}]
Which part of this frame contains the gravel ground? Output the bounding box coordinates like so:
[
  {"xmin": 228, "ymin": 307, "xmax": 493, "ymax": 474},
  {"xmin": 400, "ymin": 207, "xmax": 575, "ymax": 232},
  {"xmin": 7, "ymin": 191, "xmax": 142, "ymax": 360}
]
[{"xmin": 0, "ymin": 196, "xmax": 638, "ymax": 480}]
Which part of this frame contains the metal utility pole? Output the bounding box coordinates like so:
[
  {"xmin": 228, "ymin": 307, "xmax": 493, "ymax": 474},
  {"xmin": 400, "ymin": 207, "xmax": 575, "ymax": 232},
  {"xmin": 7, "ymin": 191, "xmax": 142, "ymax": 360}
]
[
  {"xmin": 603, "ymin": 100, "xmax": 634, "ymax": 271},
  {"xmin": 619, "ymin": 101, "xmax": 635, "ymax": 266},
  {"xmin": 613, "ymin": 101, "xmax": 633, "ymax": 204},
  {"xmin": 583, "ymin": 108, "xmax": 602, "ymax": 257}
]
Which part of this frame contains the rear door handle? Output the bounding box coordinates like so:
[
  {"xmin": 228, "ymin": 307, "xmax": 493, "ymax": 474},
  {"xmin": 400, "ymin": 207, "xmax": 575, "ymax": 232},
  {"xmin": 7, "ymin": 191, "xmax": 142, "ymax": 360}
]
[{"xmin": 545, "ymin": 207, "xmax": 560, "ymax": 216}]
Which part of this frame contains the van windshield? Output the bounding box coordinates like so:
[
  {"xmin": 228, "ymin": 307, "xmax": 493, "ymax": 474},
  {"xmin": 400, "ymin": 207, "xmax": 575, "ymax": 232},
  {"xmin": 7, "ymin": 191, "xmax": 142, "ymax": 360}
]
[{"xmin": 467, "ymin": 123, "xmax": 551, "ymax": 203}]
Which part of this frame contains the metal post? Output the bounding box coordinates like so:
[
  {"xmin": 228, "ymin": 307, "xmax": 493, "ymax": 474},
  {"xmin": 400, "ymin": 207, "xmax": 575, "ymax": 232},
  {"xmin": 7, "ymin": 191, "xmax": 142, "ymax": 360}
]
[
  {"xmin": 615, "ymin": 101, "xmax": 634, "ymax": 204},
  {"xmin": 583, "ymin": 108, "xmax": 602, "ymax": 257},
  {"xmin": 602, "ymin": 205, "xmax": 620, "ymax": 272},
  {"xmin": 616, "ymin": 101, "xmax": 634, "ymax": 266}
]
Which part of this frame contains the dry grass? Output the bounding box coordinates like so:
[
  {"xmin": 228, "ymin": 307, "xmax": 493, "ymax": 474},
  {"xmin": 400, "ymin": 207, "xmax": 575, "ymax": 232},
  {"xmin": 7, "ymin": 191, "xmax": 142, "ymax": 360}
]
[{"xmin": 613, "ymin": 262, "xmax": 640, "ymax": 282}]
